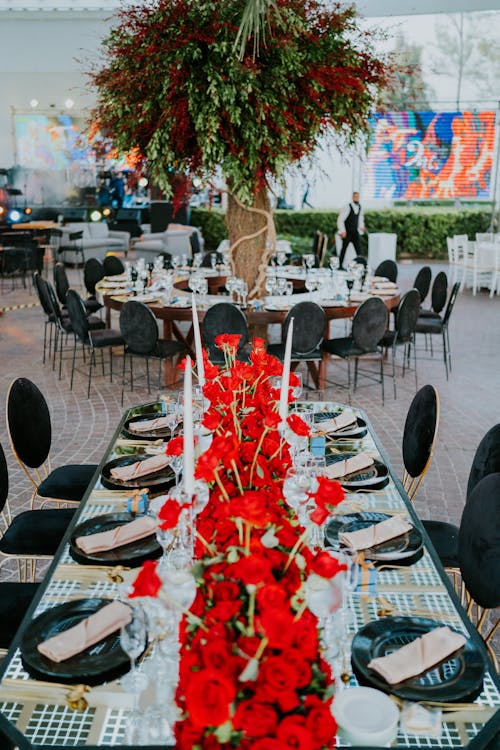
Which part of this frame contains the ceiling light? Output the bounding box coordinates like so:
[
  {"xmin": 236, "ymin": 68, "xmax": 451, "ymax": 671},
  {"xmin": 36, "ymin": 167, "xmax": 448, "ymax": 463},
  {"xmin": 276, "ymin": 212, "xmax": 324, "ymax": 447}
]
[
  {"xmin": 30, "ymin": 99, "xmax": 39, "ymax": 108},
  {"xmin": 65, "ymin": 98, "xmax": 75, "ymax": 109}
]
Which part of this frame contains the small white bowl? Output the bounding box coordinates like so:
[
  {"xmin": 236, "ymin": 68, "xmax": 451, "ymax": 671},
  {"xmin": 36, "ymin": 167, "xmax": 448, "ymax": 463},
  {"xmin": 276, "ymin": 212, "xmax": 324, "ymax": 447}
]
[{"xmin": 332, "ymin": 686, "xmax": 399, "ymax": 747}]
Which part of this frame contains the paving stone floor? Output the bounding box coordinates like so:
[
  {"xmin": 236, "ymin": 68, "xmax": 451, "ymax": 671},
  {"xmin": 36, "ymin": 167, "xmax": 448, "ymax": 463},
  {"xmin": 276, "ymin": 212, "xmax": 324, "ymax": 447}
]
[{"xmin": 0, "ymin": 257, "xmax": 498, "ymax": 652}]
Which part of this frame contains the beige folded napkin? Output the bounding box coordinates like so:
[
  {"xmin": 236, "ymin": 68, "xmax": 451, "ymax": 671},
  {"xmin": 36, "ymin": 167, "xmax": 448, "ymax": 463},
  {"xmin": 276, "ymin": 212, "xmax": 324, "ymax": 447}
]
[
  {"xmin": 129, "ymin": 416, "xmax": 171, "ymax": 434},
  {"xmin": 368, "ymin": 626, "xmax": 466, "ymax": 685},
  {"xmin": 339, "ymin": 516, "xmax": 413, "ymax": 551},
  {"xmin": 324, "ymin": 453, "xmax": 374, "ymax": 480},
  {"xmin": 372, "ymin": 281, "xmax": 398, "ymax": 289},
  {"xmin": 37, "ymin": 601, "xmax": 132, "ymax": 663},
  {"xmin": 76, "ymin": 515, "xmax": 157, "ymax": 554},
  {"xmin": 110, "ymin": 454, "xmax": 171, "ymax": 483},
  {"xmin": 315, "ymin": 412, "xmax": 357, "ymax": 435}
]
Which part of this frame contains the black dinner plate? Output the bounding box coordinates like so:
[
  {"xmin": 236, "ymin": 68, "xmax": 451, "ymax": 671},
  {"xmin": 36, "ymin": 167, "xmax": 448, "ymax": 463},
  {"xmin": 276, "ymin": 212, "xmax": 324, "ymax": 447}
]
[
  {"xmin": 325, "ymin": 453, "xmax": 389, "ymax": 491},
  {"xmin": 314, "ymin": 411, "xmax": 367, "ymax": 440},
  {"xmin": 324, "ymin": 512, "xmax": 423, "ymax": 563},
  {"xmin": 351, "ymin": 616, "xmax": 486, "ymax": 703},
  {"xmin": 69, "ymin": 513, "xmax": 162, "ymax": 567},
  {"xmin": 20, "ymin": 598, "xmax": 142, "ymax": 686},
  {"xmin": 122, "ymin": 412, "xmax": 182, "ymax": 441},
  {"xmin": 101, "ymin": 454, "xmax": 175, "ymax": 492}
]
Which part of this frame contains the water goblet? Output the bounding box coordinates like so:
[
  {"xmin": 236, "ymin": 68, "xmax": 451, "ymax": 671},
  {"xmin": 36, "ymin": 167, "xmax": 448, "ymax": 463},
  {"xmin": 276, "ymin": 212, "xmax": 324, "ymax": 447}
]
[
  {"xmin": 120, "ymin": 606, "xmax": 148, "ymax": 741},
  {"xmin": 285, "ymin": 280, "xmax": 294, "ymax": 296},
  {"xmin": 329, "ymin": 255, "xmax": 339, "ymax": 272},
  {"xmin": 305, "ymin": 273, "xmax": 317, "ymax": 300},
  {"xmin": 210, "ymin": 253, "xmax": 217, "ymax": 270},
  {"xmin": 265, "ymin": 275, "xmax": 277, "ymax": 296},
  {"xmin": 277, "ymin": 250, "xmax": 287, "ymax": 267},
  {"xmin": 303, "ymin": 253, "xmax": 315, "ymax": 270},
  {"xmin": 345, "ymin": 277, "xmax": 354, "ymax": 303}
]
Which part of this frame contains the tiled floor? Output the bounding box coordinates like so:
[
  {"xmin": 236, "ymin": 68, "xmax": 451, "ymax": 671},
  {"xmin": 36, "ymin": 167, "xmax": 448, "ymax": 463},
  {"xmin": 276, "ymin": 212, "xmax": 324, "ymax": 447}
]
[{"xmin": 0, "ymin": 257, "xmax": 498, "ymax": 647}]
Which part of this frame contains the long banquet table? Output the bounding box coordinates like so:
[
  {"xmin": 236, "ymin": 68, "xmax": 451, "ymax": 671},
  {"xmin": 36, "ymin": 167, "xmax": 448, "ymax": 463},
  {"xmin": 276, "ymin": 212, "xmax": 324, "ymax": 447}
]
[{"xmin": 0, "ymin": 400, "xmax": 498, "ymax": 749}]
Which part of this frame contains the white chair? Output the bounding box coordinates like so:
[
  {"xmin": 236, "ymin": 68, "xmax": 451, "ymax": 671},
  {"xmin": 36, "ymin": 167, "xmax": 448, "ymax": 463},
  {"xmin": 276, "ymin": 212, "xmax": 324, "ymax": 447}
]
[
  {"xmin": 462, "ymin": 241, "xmax": 497, "ymax": 295},
  {"xmin": 475, "ymin": 232, "xmax": 494, "ymax": 243},
  {"xmin": 446, "ymin": 236, "xmax": 459, "ymax": 286},
  {"xmin": 489, "ymin": 243, "xmax": 500, "ymax": 298}
]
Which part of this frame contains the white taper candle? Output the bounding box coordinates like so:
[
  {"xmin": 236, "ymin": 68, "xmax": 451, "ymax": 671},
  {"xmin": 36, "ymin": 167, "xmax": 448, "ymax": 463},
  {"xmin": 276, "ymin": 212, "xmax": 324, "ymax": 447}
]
[
  {"xmin": 279, "ymin": 317, "xmax": 294, "ymax": 422},
  {"xmin": 183, "ymin": 355, "xmax": 195, "ymax": 496},
  {"xmin": 191, "ymin": 296, "xmax": 205, "ymax": 388}
]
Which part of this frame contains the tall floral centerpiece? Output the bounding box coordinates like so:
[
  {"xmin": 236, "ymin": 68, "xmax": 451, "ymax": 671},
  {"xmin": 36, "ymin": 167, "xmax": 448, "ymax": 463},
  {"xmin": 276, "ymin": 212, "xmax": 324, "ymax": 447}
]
[
  {"xmin": 91, "ymin": 0, "xmax": 387, "ymax": 295},
  {"xmin": 130, "ymin": 337, "xmax": 348, "ymax": 748}
]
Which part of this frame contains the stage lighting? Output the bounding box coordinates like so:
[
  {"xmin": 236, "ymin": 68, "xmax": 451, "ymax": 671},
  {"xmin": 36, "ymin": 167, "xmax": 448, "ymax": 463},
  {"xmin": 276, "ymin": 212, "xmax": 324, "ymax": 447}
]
[
  {"xmin": 24, "ymin": 207, "xmax": 32, "ymax": 215},
  {"xmin": 102, "ymin": 207, "xmax": 111, "ymax": 217},
  {"xmin": 90, "ymin": 210, "xmax": 102, "ymax": 222},
  {"xmin": 9, "ymin": 209, "xmax": 21, "ymax": 222},
  {"xmin": 65, "ymin": 98, "xmax": 75, "ymax": 109},
  {"xmin": 30, "ymin": 99, "xmax": 39, "ymax": 108},
  {"xmin": 0, "ymin": 206, "xmax": 5, "ymax": 216},
  {"xmin": 138, "ymin": 177, "xmax": 148, "ymax": 188}
]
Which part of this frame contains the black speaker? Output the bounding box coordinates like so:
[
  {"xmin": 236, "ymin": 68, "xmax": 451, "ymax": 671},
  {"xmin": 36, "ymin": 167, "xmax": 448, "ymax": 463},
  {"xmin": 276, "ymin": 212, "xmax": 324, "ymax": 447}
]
[{"xmin": 150, "ymin": 201, "xmax": 187, "ymax": 233}]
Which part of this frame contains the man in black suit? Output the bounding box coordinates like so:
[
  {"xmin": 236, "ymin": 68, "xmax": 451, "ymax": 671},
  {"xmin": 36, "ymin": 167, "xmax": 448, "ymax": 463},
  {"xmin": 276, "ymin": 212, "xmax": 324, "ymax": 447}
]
[{"xmin": 337, "ymin": 191, "xmax": 365, "ymax": 270}]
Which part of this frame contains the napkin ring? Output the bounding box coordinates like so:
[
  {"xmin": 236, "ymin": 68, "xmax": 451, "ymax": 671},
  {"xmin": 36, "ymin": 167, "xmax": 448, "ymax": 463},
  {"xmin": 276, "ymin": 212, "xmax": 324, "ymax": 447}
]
[
  {"xmin": 66, "ymin": 684, "xmax": 90, "ymax": 712},
  {"xmin": 108, "ymin": 565, "xmax": 125, "ymax": 584}
]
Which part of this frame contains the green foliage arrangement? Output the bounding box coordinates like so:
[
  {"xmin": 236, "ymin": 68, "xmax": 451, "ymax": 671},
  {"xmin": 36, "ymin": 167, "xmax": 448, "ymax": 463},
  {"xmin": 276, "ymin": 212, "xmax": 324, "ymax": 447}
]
[
  {"xmin": 91, "ymin": 0, "xmax": 386, "ymax": 204},
  {"xmin": 191, "ymin": 207, "xmax": 490, "ymax": 258}
]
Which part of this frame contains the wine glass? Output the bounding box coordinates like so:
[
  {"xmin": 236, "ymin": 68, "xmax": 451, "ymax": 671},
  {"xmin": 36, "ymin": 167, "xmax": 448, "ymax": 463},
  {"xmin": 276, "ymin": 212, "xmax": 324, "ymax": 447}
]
[
  {"xmin": 346, "ymin": 277, "xmax": 354, "ymax": 303},
  {"xmin": 329, "ymin": 255, "xmax": 339, "ymax": 272},
  {"xmin": 120, "ymin": 606, "xmax": 148, "ymax": 741},
  {"xmin": 210, "ymin": 253, "xmax": 217, "ymax": 270},
  {"xmin": 303, "ymin": 253, "xmax": 315, "ymax": 270},
  {"xmin": 169, "ymin": 454, "xmax": 183, "ymax": 485},
  {"xmin": 291, "ymin": 372, "xmax": 303, "ymax": 400},
  {"xmin": 265, "ymin": 275, "xmax": 277, "ymax": 296},
  {"xmin": 164, "ymin": 402, "xmax": 180, "ymax": 441},
  {"xmin": 305, "ymin": 274, "xmax": 317, "ymax": 300},
  {"xmin": 285, "ymin": 280, "xmax": 294, "ymax": 296}
]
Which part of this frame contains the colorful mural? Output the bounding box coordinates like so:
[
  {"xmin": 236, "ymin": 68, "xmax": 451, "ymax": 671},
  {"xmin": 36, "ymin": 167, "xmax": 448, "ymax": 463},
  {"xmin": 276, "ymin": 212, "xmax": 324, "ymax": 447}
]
[{"xmin": 364, "ymin": 111, "xmax": 496, "ymax": 200}]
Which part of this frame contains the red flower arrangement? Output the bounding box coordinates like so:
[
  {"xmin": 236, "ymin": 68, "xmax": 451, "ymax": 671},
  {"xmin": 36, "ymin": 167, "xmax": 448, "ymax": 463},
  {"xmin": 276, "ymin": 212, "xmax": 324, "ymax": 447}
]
[{"xmin": 130, "ymin": 338, "xmax": 346, "ymax": 748}]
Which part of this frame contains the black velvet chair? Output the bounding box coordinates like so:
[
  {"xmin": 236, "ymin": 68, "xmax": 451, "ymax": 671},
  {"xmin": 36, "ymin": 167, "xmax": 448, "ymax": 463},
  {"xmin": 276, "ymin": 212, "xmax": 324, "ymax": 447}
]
[
  {"xmin": 412, "ymin": 266, "xmax": 432, "ymax": 304},
  {"xmin": 380, "ymin": 289, "xmax": 420, "ymax": 399},
  {"xmin": 6, "ymin": 378, "xmax": 98, "ymax": 509},
  {"xmin": 402, "ymin": 384, "xmax": 439, "ymax": 501},
  {"xmin": 46, "ymin": 280, "xmax": 105, "ymax": 380},
  {"xmin": 0, "ymin": 582, "xmax": 40, "ymax": 650},
  {"xmin": 267, "ymin": 302, "xmax": 326, "ymax": 389},
  {"xmin": 201, "ymin": 303, "xmax": 249, "ymax": 364},
  {"xmin": 158, "ymin": 251, "xmax": 173, "ymax": 270},
  {"xmin": 458, "ymin": 473, "xmax": 500, "ymax": 667},
  {"xmin": 102, "ymin": 255, "xmax": 125, "ymax": 277},
  {"xmin": 119, "ymin": 300, "xmax": 186, "ymax": 403},
  {"xmin": 424, "ymin": 423, "xmax": 500, "ymax": 570},
  {"xmin": 0, "ymin": 440, "xmax": 75, "ymax": 581},
  {"xmin": 66, "ymin": 290, "xmax": 124, "ymax": 398},
  {"xmin": 53, "ymin": 261, "xmax": 70, "ymax": 306},
  {"xmin": 189, "ymin": 232, "xmax": 201, "ymax": 256},
  {"xmin": 83, "ymin": 258, "xmax": 105, "ymax": 313},
  {"xmin": 415, "ymin": 281, "xmax": 459, "ymax": 380},
  {"xmin": 374, "ymin": 259, "xmax": 398, "ymax": 283},
  {"xmin": 0, "ymin": 247, "xmax": 31, "ymax": 291},
  {"xmin": 418, "ymin": 271, "xmax": 448, "ymax": 318},
  {"xmin": 321, "ymin": 297, "xmax": 388, "ymax": 402},
  {"xmin": 33, "ymin": 272, "xmax": 60, "ymax": 364}
]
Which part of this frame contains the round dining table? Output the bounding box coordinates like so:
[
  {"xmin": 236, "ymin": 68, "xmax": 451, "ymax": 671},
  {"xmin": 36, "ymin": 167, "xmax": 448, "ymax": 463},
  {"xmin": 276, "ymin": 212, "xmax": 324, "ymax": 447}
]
[{"xmin": 99, "ymin": 279, "xmax": 400, "ymax": 386}]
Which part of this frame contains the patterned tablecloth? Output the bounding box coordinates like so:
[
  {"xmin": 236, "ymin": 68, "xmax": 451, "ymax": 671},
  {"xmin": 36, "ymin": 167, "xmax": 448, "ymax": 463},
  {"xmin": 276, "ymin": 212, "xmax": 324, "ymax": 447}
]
[{"xmin": 0, "ymin": 401, "xmax": 498, "ymax": 748}]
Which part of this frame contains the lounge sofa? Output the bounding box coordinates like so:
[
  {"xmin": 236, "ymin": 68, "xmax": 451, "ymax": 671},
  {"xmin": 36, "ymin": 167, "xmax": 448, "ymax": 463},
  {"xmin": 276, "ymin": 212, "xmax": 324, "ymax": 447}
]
[
  {"xmin": 58, "ymin": 222, "xmax": 131, "ymax": 263},
  {"xmin": 132, "ymin": 224, "xmax": 204, "ymax": 262}
]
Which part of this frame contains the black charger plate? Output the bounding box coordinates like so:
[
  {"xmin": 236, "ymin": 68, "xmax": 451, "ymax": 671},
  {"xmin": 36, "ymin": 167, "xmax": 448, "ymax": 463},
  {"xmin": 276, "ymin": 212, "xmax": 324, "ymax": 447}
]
[
  {"xmin": 325, "ymin": 512, "xmax": 423, "ymax": 563},
  {"xmin": 352, "ymin": 616, "xmax": 485, "ymax": 703},
  {"xmin": 101, "ymin": 454, "xmax": 175, "ymax": 492},
  {"xmin": 325, "ymin": 453, "xmax": 389, "ymax": 491},
  {"xmin": 20, "ymin": 598, "xmax": 142, "ymax": 686},
  {"xmin": 314, "ymin": 411, "xmax": 367, "ymax": 440},
  {"xmin": 70, "ymin": 513, "xmax": 162, "ymax": 567},
  {"xmin": 122, "ymin": 412, "xmax": 182, "ymax": 441}
]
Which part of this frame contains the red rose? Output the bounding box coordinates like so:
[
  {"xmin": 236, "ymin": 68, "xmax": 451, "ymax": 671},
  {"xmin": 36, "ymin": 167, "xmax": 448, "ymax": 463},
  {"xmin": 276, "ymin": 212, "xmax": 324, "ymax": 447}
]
[
  {"xmin": 233, "ymin": 700, "xmax": 278, "ymax": 738},
  {"xmin": 256, "ymin": 609, "xmax": 295, "ymax": 649},
  {"xmin": 280, "ymin": 648, "xmax": 312, "ymax": 688},
  {"xmin": 129, "ymin": 559, "xmax": 162, "ymax": 598},
  {"xmin": 209, "ymin": 580, "xmax": 240, "ymax": 602},
  {"xmin": 215, "ymin": 333, "xmax": 241, "ymax": 351},
  {"xmin": 158, "ymin": 498, "xmax": 182, "ymax": 530},
  {"xmin": 166, "ymin": 435, "xmax": 183, "ymax": 456},
  {"xmin": 277, "ymin": 716, "xmax": 315, "ymax": 750},
  {"xmin": 184, "ymin": 668, "xmax": 235, "ymax": 728},
  {"xmin": 227, "ymin": 554, "xmax": 273, "ymax": 585},
  {"xmin": 287, "ymin": 413, "xmax": 310, "ymax": 437},
  {"xmin": 306, "ymin": 704, "xmax": 337, "ymax": 745},
  {"xmin": 310, "ymin": 551, "xmax": 347, "ymax": 579},
  {"xmin": 314, "ymin": 476, "xmax": 345, "ymax": 509},
  {"xmin": 256, "ymin": 583, "xmax": 287, "ymax": 611},
  {"xmin": 258, "ymin": 655, "xmax": 300, "ymax": 699},
  {"xmin": 252, "ymin": 740, "xmax": 288, "ymax": 750},
  {"xmin": 309, "ymin": 505, "xmax": 329, "ymax": 526},
  {"xmin": 201, "ymin": 638, "xmax": 233, "ymax": 673}
]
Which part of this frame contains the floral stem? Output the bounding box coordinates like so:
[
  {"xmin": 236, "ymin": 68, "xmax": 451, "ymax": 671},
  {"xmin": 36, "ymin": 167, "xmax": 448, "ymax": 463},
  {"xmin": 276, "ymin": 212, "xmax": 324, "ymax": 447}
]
[
  {"xmin": 249, "ymin": 427, "xmax": 269, "ymax": 485},
  {"xmin": 195, "ymin": 530, "xmax": 216, "ymax": 556},
  {"xmin": 213, "ymin": 469, "xmax": 230, "ymax": 501},
  {"xmin": 283, "ymin": 527, "xmax": 310, "ymax": 574},
  {"xmin": 231, "ymin": 459, "xmax": 244, "ymax": 495}
]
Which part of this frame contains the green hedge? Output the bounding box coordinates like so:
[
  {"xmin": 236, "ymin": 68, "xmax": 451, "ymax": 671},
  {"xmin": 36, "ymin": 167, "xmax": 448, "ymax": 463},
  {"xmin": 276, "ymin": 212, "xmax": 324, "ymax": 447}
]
[{"xmin": 190, "ymin": 207, "xmax": 491, "ymax": 258}]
